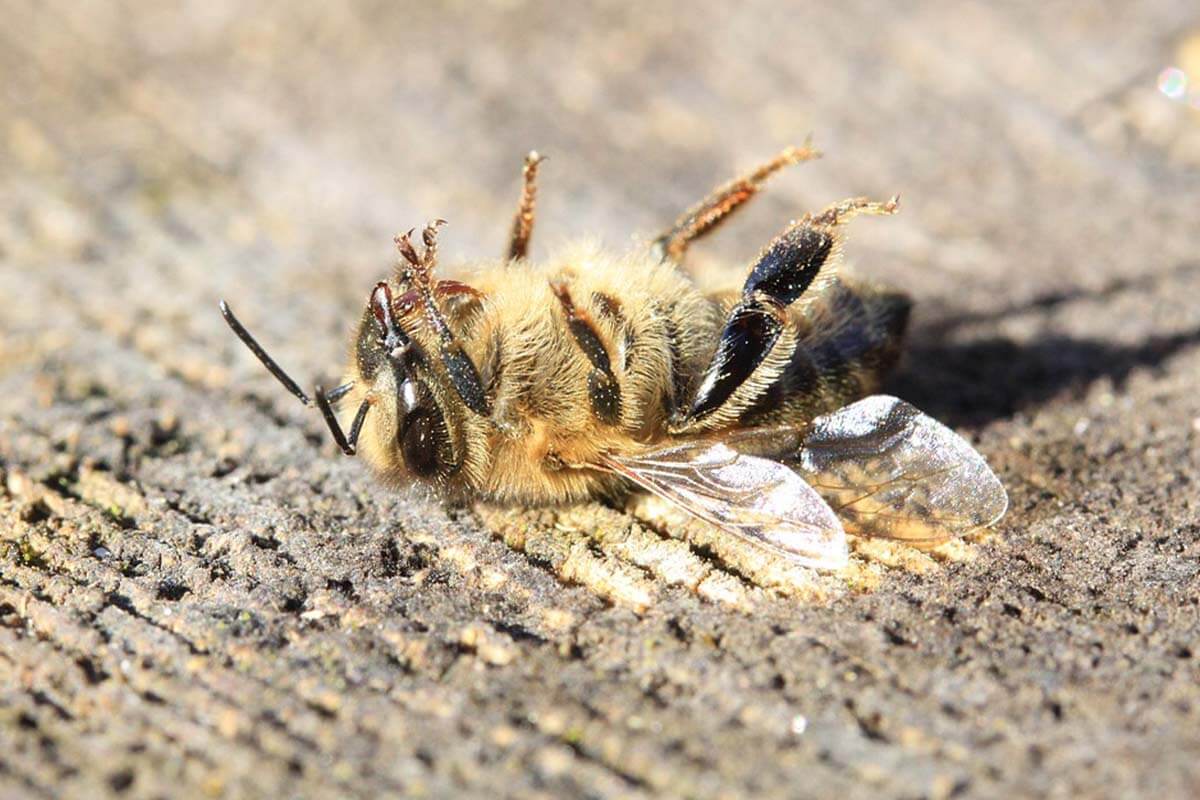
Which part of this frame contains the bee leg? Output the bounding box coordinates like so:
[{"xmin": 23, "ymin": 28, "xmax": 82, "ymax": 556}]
[
  {"xmin": 677, "ymin": 296, "xmax": 789, "ymax": 425},
  {"xmin": 393, "ymin": 280, "xmax": 484, "ymax": 323},
  {"xmin": 651, "ymin": 142, "xmax": 821, "ymax": 265},
  {"xmin": 506, "ymin": 150, "xmax": 545, "ymax": 261},
  {"xmin": 677, "ymin": 196, "xmax": 899, "ymax": 426},
  {"xmin": 433, "ymin": 279, "xmax": 483, "ymax": 301},
  {"xmin": 550, "ymin": 280, "xmax": 623, "ymax": 425},
  {"xmin": 397, "ymin": 222, "xmax": 493, "ymax": 416}
]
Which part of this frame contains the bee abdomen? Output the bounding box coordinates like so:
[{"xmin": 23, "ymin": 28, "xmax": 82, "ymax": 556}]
[
  {"xmin": 739, "ymin": 280, "xmax": 911, "ymax": 425},
  {"xmin": 809, "ymin": 287, "xmax": 908, "ymax": 374}
]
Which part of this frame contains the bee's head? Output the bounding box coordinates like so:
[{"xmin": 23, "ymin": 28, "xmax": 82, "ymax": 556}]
[{"xmin": 349, "ymin": 281, "xmax": 466, "ymax": 487}]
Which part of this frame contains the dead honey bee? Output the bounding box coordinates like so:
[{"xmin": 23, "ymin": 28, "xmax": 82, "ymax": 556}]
[{"xmin": 221, "ymin": 144, "xmax": 1006, "ymax": 569}]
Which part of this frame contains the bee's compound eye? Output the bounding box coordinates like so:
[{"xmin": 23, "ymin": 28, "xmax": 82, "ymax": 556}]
[{"xmin": 400, "ymin": 408, "xmax": 444, "ymax": 478}]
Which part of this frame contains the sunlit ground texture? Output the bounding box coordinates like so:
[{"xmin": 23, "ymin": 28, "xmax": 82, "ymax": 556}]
[{"xmin": 2, "ymin": 2, "xmax": 1200, "ymax": 798}]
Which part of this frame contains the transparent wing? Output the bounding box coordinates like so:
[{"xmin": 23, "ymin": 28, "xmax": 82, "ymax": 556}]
[
  {"xmin": 601, "ymin": 441, "xmax": 848, "ymax": 570},
  {"xmin": 796, "ymin": 395, "xmax": 1008, "ymax": 545}
]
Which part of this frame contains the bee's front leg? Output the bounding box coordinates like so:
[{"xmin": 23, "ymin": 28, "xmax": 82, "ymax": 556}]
[
  {"xmin": 672, "ymin": 196, "xmax": 899, "ymax": 431},
  {"xmin": 397, "ymin": 222, "xmax": 493, "ymax": 417}
]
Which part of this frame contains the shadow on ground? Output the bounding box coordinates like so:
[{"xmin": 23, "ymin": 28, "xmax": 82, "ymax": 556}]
[{"xmin": 895, "ymin": 261, "xmax": 1200, "ymax": 426}]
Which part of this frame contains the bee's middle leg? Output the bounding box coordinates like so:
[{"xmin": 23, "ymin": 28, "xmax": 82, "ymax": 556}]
[
  {"xmin": 651, "ymin": 142, "xmax": 820, "ymax": 265},
  {"xmin": 506, "ymin": 150, "xmax": 545, "ymax": 261},
  {"xmin": 549, "ymin": 280, "xmax": 623, "ymax": 426}
]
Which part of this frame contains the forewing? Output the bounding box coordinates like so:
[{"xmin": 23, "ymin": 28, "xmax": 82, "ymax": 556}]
[
  {"xmin": 602, "ymin": 441, "xmax": 848, "ymax": 570},
  {"xmin": 796, "ymin": 395, "xmax": 1007, "ymax": 545}
]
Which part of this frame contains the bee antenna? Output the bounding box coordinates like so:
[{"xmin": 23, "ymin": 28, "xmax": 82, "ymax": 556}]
[
  {"xmin": 221, "ymin": 300, "xmax": 366, "ymax": 457},
  {"xmin": 220, "ymin": 300, "xmax": 311, "ymax": 406}
]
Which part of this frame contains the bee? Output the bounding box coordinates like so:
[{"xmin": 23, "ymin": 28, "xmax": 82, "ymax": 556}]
[{"xmin": 220, "ymin": 144, "xmax": 1007, "ymax": 570}]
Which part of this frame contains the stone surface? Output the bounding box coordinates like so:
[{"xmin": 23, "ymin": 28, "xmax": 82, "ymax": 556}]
[{"xmin": 2, "ymin": 2, "xmax": 1199, "ymax": 798}]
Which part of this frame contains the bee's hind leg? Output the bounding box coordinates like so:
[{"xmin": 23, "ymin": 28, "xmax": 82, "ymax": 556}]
[
  {"xmin": 506, "ymin": 150, "xmax": 545, "ymax": 261},
  {"xmin": 674, "ymin": 196, "xmax": 900, "ymax": 429},
  {"xmin": 651, "ymin": 142, "xmax": 820, "ymax": 265}
]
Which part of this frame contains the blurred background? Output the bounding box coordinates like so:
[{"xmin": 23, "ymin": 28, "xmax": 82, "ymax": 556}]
[
  {"xmin": 4, "ymin": 2, "xmax": 1200, "ymax": 423},
  {"xmin": 3, "ymin": 2, "xmax": 1200, "ymax": 798}
]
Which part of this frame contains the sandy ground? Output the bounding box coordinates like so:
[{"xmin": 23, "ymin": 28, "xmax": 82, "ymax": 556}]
[{"xmin": 2, "ymin": 2, "xmax": 1199, "ymax": 797}]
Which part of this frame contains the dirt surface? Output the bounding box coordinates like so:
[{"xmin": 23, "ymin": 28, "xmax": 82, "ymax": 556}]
[{"xmin": 3, "ymin": 2, "xmax": 1200, "ymax": 798}]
